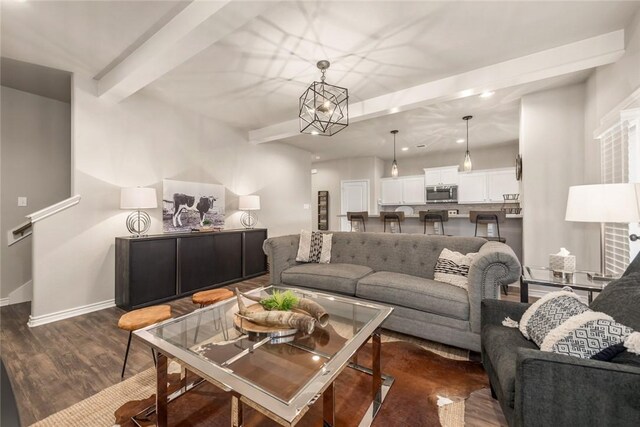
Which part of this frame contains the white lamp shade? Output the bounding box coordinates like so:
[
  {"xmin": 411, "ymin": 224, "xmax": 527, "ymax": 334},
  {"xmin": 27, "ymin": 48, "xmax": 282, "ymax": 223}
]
[
  {"xmin": 565, "ymin": 183, "xmax": 640, "ymax": 223},
  {"xmin": 239, "ymin": 195, "xmax": 260, "ymax": 211},
  {"xmin": 120, "ymin": 187, "xmax": 158, "ymax": 209}
]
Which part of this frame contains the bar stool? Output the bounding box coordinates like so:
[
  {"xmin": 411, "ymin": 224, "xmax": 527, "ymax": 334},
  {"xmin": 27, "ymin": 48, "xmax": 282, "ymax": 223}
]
[
  {"xmin": 118, "ymin": 305, "xmax": 172, "ymax": 378},
  {"xmin": 381, "ymin": 211, "xmax": 405, "ymax": 233},
  {"xmin": 419, "ymin": 210, "xmax": 449, "ymax": 235},
  {"xmin": 470, "ymin": 211, "xmax": 507, "ymax": 243},
  {"xmin": 347, "ymin": 211, "xmax": 368, "ymax": 232},
  {"xmin": 192, "ymin": 288, "xmax": 234, "ymax": 342}
]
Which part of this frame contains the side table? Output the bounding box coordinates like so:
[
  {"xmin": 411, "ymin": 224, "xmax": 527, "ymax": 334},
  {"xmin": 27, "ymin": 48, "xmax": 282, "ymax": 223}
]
[{"xmin": 520, "ymin": 266, "xmax": 614, "ymax": 303}]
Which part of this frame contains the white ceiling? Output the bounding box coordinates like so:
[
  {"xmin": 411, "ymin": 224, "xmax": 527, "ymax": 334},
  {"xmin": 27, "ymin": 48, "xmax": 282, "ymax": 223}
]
[{"xmin": 2, "ymin": 1, "xmax": 639, "ymax": 159}]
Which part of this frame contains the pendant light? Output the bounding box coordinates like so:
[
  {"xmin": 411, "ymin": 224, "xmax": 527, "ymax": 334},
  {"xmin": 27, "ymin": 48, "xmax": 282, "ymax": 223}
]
[
  {"xmin": 299, "ymin": 60, "xmax": 349, "ymax": 136},
  {"xmin": 391, "ymin": 130, "xmax": 399, "ymax": 178},
  {"xmin": 462, "ymin": 115, "xmax": 473, "ymax": 172}
]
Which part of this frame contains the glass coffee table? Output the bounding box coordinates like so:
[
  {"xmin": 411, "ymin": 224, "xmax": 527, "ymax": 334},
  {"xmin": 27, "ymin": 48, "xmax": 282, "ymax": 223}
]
[
  {"xmin": 134, "ymin": 286, "xmax": 394, "ymax": 427},
  {"xmin": 521, "ymin": 266, "xmax": 614, "ymax": 303}
]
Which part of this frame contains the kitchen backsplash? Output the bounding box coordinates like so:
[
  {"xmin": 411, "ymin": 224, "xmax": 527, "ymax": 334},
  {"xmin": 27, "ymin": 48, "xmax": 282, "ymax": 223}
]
[{"xmin": 380, "ymin": 202, "xmax": 513, "ymax": 215}]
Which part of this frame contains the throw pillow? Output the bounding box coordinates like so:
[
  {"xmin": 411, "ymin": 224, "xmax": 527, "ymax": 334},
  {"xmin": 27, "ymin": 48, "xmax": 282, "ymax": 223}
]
[
  {"xmin": 541, "ymin": 311, "xmax": 635, "ymax": 361},
  {"xmin": 296, "ymin": 230, "xmax": 332, "ymax": 263},
  {"xmin": 434, "ymin": 248, "xmax": 478, "ymax": 290},
  {"xmin": 518, "ymin": 288, "xmax": 589, "ymax": 345}
]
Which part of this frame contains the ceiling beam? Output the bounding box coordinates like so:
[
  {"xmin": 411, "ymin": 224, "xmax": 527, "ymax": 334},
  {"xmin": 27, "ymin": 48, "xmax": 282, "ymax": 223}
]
[
  {"xmin": 97, "ymin": 0, "xmax": 270, "ymax": 102},
  {"xmin": 249, "ymin": 30, "xmax": 625, "ymax": 144}
]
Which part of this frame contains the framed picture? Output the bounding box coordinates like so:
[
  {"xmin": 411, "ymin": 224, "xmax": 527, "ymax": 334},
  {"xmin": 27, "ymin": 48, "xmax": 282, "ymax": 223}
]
[{"xmin": 162, "ymin": 179, "xmax": 225, "ymax": 232}]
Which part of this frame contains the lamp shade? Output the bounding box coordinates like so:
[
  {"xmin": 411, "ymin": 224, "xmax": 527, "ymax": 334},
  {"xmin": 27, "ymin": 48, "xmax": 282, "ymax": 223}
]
[
  {"xmin": 565, "ymin": 183, "xmax": 640, "ymax": 223},
  {"xmin": 239, "ymin": 195, "xmax": 260, "ymax": 211},
  {"xmin": 120, "ymin": 187, "xmax": 157, "ymax": 209}
]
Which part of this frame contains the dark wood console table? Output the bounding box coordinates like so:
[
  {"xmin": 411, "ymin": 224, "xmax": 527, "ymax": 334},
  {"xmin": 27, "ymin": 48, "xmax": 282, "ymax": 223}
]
[{"xmin": 115, "ymin": 228, "xmax": 267, "ymax": 310}]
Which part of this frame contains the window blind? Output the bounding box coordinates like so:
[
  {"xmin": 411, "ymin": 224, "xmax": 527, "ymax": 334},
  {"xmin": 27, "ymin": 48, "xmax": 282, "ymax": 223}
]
[{"xmin": 600, "ymin": 122, "xmax": 629, "ymax": 276}]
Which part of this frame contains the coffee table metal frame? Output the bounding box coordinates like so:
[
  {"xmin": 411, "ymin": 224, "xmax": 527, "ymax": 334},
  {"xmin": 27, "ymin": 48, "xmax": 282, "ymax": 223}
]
[
  {"xmin": 134, "ymin": 286, "xmax": 394, "ymax": 427},
  {"xmin": 520, "ymin": 266, "xmax": 612, "ymax": 303}
]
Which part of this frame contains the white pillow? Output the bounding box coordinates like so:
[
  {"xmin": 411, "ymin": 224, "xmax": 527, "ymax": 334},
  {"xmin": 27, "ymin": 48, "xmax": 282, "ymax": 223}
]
[
  {"xmin": 434, "ymin": 248, "xmax": 477, "ymax": 290},
  {"xmin": 296, "ymin": 230, "xmax": 332, "ymax": 263}
]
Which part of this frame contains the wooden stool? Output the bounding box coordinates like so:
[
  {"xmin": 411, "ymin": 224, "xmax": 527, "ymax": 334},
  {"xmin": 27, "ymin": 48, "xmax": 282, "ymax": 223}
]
[
  {"xmin": 192, "ymin": 288, "xmax": 234, "ymax": 308},
  {"xmin": 192, "ymin": 289, "xmax": 234, "ymax": 342},
  {"xmin": 118, "ymin": 305, "xmax": 172, "ymax": 378},
  {"xmin": 381, "ymin": 211, "xmax": 405, "ymax": 233},
  {"xmin": 419, "ymin": 210, "xmax": 449, "ymax": 235},
  {"xmin": 347, "ymin": 211, "xmax": 368, "ymax": 232}
]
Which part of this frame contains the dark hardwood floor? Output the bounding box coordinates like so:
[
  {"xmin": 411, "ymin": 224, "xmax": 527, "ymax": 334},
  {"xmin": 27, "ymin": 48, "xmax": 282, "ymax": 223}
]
[{"xmin": 1, "ymin": 275, "xmax": 515, "ymax": 426}]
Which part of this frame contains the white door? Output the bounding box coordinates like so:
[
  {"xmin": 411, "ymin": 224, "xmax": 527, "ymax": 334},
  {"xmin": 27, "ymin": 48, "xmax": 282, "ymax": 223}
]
[
  {"xmin": 627, "ymin": 116, "xmax": 640, "ymax": 261},
  {"xmin": 403, "ymin": 176, "xmax": 426, "ymax": 204},
  {"xmin": 380, "ymin": 179, "xmax": 403, "ymax": 204},
  {"xmin": 458, "ymin": 172, "xmax": 487, "ymax": 203},
  {"xmin": 487, "ymin": 168, "xmax": 519, "ymax": 202},
  {"xmin": 341, "ymin": 180, "xmax": 369, "ymax": 231}
]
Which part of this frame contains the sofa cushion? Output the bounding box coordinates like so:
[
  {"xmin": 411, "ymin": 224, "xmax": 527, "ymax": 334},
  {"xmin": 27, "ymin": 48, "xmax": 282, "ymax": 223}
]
[
  {"xmin": 590, "ymin": 272, "xmax": 640, "ymax": 330},
  {"xmin": 482, "ymin": 324, "xmax": 539, "ymax": 408},
  {"xmin": 281, "ymin": 263, "xmax": 373, "ymax": 295},
  {"xmin": 355, "ymin": 271, "xmax": 469, "ymax": 321}
]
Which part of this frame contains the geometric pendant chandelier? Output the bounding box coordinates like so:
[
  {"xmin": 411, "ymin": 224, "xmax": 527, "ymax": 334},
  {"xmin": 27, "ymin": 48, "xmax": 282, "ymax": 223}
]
[{"xmin": 299, "ymin": 60, "xmax": 349, "ymax": 136}]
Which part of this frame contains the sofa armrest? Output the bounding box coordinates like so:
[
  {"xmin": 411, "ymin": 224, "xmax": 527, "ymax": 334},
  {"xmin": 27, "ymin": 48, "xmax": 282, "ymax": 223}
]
[
  {"xmin": 467, "ymin": 241, "xmax": 522, "ymax": 334},
  {"xmin": 515, "ymin": 348, "xmax": 640, "ymax": 427},
  {"xmin": 262, "ymin": 235, "xmax": 301, "ymax": 285},
  {"xmin": 481, "ymin": 299, "xmax": 530, "ymax": 330}
]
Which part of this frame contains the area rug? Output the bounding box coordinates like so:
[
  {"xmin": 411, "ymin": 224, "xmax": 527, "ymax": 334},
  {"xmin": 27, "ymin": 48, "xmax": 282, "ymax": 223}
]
[{"xmin": 30, "ymin": 339, "xmax": 487, "ymax": 427}]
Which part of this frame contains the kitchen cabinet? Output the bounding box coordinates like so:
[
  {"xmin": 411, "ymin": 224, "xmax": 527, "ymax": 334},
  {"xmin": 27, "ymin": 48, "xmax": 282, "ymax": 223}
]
[
  {"xmin": 380, "ymin": 175, "xmax": 425, "ymax": 205},
  {"xmin": 424, "ymin": 166, "xmax": 459, "ymax": 186},
  {"xmin": 458, "ymin": 167, "xmax": 519, "ymax": 204}
]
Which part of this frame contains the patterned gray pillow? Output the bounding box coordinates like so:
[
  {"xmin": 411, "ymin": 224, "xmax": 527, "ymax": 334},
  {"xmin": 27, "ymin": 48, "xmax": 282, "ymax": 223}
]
[
  {"xmin": 295, "ymin": 230, "xmax": 332, "ymax": 263},
  {"xmin": 519, "ymin": 288, "xmax": 589, "ymax": 346},
  {"xmin": 540, "ymin": 311, "xmax": 634, "ymax": 360}
]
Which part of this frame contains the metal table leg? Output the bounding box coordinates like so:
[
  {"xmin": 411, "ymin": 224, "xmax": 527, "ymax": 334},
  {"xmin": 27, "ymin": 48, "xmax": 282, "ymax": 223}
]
[
  {"xmin": 323, "ymin": 382, "xmax": 335, "ymax": 427},
  {"xmin": 156, "ymin": 353, "xmax": 168, "ymax": 427}
]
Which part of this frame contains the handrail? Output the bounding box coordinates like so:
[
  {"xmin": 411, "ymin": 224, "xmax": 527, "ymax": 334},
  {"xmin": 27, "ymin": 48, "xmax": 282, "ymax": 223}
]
[{"xmin": 26, "ymin": 195, "xmax": 81, "ymax": 224}]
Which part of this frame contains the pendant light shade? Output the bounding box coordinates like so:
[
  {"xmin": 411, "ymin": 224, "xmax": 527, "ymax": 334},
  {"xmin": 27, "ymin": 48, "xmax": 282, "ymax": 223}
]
[
  {"xmin": 462, "ymin": 115, "xmax": 473, "ymax": 172},
  {"xmin": 299, "ymin": 60, "xmax": 349, "ymax": 136},
  {"xmin": 391, "ymin": 130, "xmax": 399, "ymax": 178}
]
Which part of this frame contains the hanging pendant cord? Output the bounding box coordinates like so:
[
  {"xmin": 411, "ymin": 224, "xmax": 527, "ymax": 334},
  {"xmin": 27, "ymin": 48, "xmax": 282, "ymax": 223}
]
[
  {"xmin": 466, "ymin": 120, "xmax": 469, "ymax": 152},
  {"xmin": 393, "ymin": 133, "xmax": 396, "ymax": 162}
]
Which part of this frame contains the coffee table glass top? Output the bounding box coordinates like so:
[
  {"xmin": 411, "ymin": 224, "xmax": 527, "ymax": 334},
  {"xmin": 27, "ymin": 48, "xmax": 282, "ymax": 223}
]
[
  {"xmin": 135, "ymin": 286, "xmax": 392, "ymax": 418},
  {"xmin": 522, "ymin": 266, "xmax": 611, "ymax": 291}
]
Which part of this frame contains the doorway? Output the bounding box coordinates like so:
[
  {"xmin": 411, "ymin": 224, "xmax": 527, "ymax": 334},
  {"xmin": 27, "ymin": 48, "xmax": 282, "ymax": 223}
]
[{"xmin": 340, "ymin": 180, "xmax": 369, "ymax": 232}]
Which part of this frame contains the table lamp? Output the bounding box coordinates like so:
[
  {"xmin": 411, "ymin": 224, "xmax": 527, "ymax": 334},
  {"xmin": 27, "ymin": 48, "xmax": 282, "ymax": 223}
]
[
  {"xmin": 239, "ymin": 195, "xmax": 260, "ymax": 229},
  {"xmin": 120, "ymin": 187, "xmax": 158, "ymax": 237},
  {"xmin": 565, "ymin": 183, "xmax": 640, "ymax": 279}
]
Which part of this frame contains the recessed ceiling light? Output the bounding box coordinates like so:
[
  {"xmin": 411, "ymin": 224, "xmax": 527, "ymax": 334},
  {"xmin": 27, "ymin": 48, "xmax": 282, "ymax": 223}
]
[
  {"xmin": 401, "ymin": 147, "xmax": 409, "ymax": 151},
  {"xmin": 311, "ymin": 131, "xmax": 319, "ymax": 135},
  {"xmin": 315, "ymin": 156, "xmax": 320, "ymax": 160},
  {"xmin": 480, "ymin": 91, "xmax": 495, "ymax": 98},
  {"xmin": 456, "ymin": 138, "xmax": 465, "ymax": 144}
]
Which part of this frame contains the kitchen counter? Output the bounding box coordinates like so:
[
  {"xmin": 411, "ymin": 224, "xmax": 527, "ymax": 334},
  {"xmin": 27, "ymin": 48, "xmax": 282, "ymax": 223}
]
[{"xmin": 337, "ymin": 213, "xmax": 523, "ymax": 219}]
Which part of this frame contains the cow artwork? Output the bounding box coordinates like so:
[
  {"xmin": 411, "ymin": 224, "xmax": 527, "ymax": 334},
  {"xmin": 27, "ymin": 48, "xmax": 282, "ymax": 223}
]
[
  {"xmin": 172, "ymin": 194, "xmax": 217, "ymax": 227},
  {"xmin": 162, "ymin": 180, "xmax": 225, "ymax": 232}
]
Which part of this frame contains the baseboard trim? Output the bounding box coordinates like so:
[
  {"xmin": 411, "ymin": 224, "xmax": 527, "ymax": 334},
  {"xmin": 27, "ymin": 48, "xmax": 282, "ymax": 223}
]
[
  {"xmin": 28, "ymin": 299, "xmax": 115, "ymax": 327},
  {"xmin": 0, "ymin": 298, "xmax": 9, "ymax": 307}
]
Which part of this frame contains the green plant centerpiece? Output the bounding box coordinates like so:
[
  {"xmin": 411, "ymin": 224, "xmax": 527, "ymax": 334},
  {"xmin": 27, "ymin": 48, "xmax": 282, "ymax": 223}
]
[{"xmin": 259, "ymin": 290, "xmax": 299, "ymax": 311}]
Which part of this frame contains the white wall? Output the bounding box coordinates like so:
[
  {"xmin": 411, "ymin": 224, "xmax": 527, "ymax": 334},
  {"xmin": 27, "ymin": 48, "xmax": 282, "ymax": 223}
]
[
  {"xmin": 30, "ymin": 74, "xmax": 311, "ymax": 323},
  {"xmin": 0, "ymin": 87, "xmax": 70, "ymax": 301},
  {"xmin": 381, "ymin": 142, "xmax": 519, "ymax": 177},
  {"xmin": 520, "ymin": 83, "xmax": 592, "ymax": 269},
  {"xmin": 311, "ymin": 156, "xmax": 383, "ymax": 231}
]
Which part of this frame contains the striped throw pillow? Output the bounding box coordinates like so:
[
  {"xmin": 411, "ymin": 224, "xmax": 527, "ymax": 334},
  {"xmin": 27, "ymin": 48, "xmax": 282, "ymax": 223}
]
[
  {"xmin": 434, "ymin": 248, "xmax": 477, "ymax": 290},
  {"xmin": 296, "ymin": 230, "xmax": 332, "ymax": 263}
]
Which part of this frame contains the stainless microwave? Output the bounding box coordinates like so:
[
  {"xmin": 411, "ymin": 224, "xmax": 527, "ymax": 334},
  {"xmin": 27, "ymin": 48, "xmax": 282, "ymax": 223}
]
[{"xmin": 426, "ymin": 185, "xmax": 458, "ymax": 203}]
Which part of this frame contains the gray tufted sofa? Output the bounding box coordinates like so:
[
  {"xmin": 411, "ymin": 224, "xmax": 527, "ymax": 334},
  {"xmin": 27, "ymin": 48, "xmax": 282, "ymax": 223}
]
[{"xmin": 263, "ymin": 232, "xmax": 521, "ymax": 352}]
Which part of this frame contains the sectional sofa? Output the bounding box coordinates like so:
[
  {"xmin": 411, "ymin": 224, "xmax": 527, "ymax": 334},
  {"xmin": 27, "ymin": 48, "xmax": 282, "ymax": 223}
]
[{"xmin": 263, "ymin": 232, "xmax": 521, "ymax": 352}]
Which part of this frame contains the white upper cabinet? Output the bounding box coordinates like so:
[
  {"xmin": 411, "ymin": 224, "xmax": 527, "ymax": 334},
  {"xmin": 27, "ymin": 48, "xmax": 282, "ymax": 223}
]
[
  {"xmin": 380, "ymin": 179, "xmax": 403, "ymax": 204},
  {"xmin": 402, "ymin": 176, "xmax": 426, "ymax": 204},
  {"xmin": 487, "ymin": 169, "xmax": 519, "ymax": 202},
  {"xmin": 380, "ymin": 175, "xmax": 425, "ymax": 205},
  {"xmin": 458, "ymin": 167, "xmax": 519, "ymax": 204},
  {"xmin": 458, "ymin": 172, "xmax": 488, "ymax": 203},
  {"xmin": 424, "ymin": 166, "xmax": 459, "ymax": 186}
]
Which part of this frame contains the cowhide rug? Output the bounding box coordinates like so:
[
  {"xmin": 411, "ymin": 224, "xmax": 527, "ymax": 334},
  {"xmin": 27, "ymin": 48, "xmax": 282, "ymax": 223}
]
[{"xmin": 114, "ymin": 341, "xmax": 488, "ymax": 426}]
